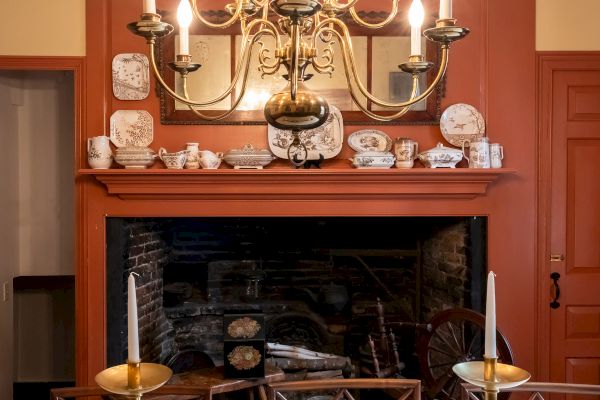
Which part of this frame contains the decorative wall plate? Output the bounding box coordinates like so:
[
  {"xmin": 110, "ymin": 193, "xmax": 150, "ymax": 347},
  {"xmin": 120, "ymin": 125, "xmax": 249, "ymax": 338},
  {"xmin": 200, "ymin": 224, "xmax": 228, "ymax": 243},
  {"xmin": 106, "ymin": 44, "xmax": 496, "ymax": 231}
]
[
  {"xmin": 439, "ymin": 103, "xmax": 486, "ymax": 147},
  {"xmin": 110, "ymin": 110, "xmax": 154, "ymax": 148},
  {"xmin": 112, "ymin": 53, "xmax": 150, "ymax": 100},
  {"xmin": 348, "ymin": 129, "xmax": 393, "ymax": 152},
  {"xmin": 268, "ymin": 106, "xmax": 343, "ymax": 160}
]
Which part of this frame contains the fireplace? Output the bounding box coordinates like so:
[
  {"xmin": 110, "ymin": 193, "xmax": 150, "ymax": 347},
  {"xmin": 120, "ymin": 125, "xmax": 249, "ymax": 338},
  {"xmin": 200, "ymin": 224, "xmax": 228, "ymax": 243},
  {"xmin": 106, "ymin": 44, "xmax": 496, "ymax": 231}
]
[{"xmin": 105, "ymin": 216, "xmax": 487, "ymax": 379}]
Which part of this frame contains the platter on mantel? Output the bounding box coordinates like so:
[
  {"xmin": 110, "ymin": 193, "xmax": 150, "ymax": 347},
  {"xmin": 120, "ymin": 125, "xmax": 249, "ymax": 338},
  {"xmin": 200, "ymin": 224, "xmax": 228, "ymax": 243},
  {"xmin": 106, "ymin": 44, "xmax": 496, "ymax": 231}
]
[
  {"xmin": 110, "ymin": 110, "xmax": 153, "ymax": 148},
  {"xmin": 268, "ymin": 105, "xmax": 343, "ymax": 160},
  {"xmin": 439, "ymin": 103, "xmax": 485, "ymax": 147},
  {"xmin": 347, "ymin": 129, "xmax": 393, "ymax": 153}
]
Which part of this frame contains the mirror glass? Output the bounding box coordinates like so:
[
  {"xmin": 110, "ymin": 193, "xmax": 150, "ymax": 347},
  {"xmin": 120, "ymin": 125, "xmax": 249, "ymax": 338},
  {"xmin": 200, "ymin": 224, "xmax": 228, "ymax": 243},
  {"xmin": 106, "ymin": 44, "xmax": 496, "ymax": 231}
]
[{"xmin": 158, "ymin": 1, "xmax": 442, "ymax": 125}]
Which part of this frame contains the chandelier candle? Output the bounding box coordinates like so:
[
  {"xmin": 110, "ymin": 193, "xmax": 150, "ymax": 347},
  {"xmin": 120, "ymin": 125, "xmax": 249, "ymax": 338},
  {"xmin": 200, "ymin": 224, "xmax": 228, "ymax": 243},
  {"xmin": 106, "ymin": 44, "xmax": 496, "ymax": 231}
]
[
  {"xmin": 177, "ymin": 0, "xmax": 193, "ymax": 56},
  {"xmin": 440, "ymin": 0, "xmax": 452, "ymax": 19},
  {"xmin": 127, "ymin": 273, "xmax": 141, "ymax": 389},
  {"xmin": 409, "ymin": 0, "xmax": 425, "ymax": 56},
  {"xmin": 143, "ymin": 0, "xmax": 156, "ymax": 14}
]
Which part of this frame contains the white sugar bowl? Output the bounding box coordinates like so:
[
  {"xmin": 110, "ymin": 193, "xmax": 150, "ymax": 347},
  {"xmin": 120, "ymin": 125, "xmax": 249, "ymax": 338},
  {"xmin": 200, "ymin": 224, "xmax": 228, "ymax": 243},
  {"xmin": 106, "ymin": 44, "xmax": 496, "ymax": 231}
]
[
  {"xmin": 348, "ymin": 151, "xmax": 395, "ymax": 169},
  {"xmin": 158, "ymin": 147, "xmax": 189, "ymax": 169},
  {"xmin": 417, "ymin": 143, "xmax": 463, "ymax": 168}
]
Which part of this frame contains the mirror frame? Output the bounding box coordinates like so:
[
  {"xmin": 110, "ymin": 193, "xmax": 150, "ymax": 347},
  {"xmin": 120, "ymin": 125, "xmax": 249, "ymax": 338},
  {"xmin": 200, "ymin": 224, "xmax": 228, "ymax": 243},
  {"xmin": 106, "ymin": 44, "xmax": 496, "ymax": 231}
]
[{"xmin": 157, "ymin": 8, "xmax": 444, "ymax": 126}]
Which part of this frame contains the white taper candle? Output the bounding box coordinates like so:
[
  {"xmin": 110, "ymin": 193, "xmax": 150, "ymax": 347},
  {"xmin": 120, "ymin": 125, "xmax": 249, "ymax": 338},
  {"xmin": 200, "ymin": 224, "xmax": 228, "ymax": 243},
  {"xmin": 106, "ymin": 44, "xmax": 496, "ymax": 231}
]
[
  {"xmin": 179, "ymin": 27, "xmax": 189, "ymax": 55},
  {"xmin": 411, "ymin": 25, "xmax": 421, "ymax": 56},
  {"xmin": 440, "ymin": 0, "xmax": 452, "ymax": 19},
  {"xmin": 484, "ymin": 271, "xmax": 497, "ymax": 358},
  {"xmin": 408, "ymin": 0, "xmax": 425, "ymax": 56},
  {"xmin": 128, "ymin": 273, "xmax": 140, "ymax": 363},
  {"xmin": 143, "ymin": 0, "xmax": 156, "ymax": 14}
]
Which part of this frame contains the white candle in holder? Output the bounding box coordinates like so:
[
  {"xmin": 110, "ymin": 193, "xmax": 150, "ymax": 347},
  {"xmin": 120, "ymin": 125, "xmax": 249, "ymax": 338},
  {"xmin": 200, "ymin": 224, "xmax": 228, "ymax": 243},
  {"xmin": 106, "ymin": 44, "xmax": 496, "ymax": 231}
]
[
  {"xmin": 128, "ymin": 273, "xmax": 140, "ymax": 363},
  {"xmin": 440, "ymin": 0, "xmax": 452, "ymax": 19},
  {"xmin": 409, "ymin": 0, "xmax": 425, "ymax": 56},
  {"xmin": 143, "ymin": 0, "xmax": 156, "ymax": 14},
  {"xmin": 177, "ymin": 0, "xmax": 193, "ymax": 55},
  {"xmin": 484, "ymin": 271, "xmax": 497, "ymax": 358}
]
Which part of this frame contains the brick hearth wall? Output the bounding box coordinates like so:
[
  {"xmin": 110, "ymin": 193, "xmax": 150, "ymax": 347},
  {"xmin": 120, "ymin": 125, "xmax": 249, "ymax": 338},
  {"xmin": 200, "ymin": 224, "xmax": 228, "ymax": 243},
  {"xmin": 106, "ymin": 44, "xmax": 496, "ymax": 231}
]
[{"xmin": 121, "ymin": 220, "xmax": 175, "ymax": 363}]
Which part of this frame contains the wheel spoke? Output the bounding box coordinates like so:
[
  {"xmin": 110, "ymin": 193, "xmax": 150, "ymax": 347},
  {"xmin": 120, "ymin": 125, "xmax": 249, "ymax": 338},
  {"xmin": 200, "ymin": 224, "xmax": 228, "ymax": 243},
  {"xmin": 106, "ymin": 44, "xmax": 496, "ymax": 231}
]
[
  {"xmin": 466, "ymin": 329, "xmax": 483, "ymax": 357},
  {"xmin": 433, "ymin": 324, "xmax": 463, "ymax": 357},
  {"xmin": 429, "ymin": 344, "xmax": 459, "ymax": 359},
  {"xmin": 447, "ymin": 320, "xmax": 465, "ymax": 354},
  {"xmin": 429, "ymin": 360, "xmax": 457, "ymax": 369}
]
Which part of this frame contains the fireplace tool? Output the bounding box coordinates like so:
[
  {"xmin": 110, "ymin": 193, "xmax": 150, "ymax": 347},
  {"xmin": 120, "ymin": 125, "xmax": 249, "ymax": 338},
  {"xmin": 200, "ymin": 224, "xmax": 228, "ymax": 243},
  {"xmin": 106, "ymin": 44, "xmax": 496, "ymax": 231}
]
[{"xmin": 94, "ymin": 362, "xmax": 173, "ymax": 399}]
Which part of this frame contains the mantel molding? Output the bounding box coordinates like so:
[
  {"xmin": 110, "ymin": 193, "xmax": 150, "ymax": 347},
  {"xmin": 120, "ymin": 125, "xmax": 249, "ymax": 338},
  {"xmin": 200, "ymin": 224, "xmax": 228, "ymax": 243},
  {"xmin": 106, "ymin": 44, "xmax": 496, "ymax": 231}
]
[{"xmin": 80, "ymin": 168, "xmax": 516, "ymax": 200}]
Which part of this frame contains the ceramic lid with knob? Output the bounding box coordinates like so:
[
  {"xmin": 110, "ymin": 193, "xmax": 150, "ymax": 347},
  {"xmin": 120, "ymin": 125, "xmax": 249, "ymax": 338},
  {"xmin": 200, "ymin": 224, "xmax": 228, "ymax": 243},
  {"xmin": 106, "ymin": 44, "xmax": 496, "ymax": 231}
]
[{"xmin": 419, "ymin": 143, "xmax": 463, "ymax": 157}]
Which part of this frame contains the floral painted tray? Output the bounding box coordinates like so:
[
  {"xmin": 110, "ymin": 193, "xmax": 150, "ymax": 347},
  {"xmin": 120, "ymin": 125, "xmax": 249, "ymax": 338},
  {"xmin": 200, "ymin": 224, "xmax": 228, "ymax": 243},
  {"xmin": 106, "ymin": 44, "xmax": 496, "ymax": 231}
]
[
  {"xmin": 268, "ymin": 106, "xmax": 343, "ymax": 160},
  {"xmin": 347, "ymin": 129, "xmax": 393, "ymax": 152},
  {"xmin": 112, "ymin": 53, "xmax": 150, "ymax": 100},
  {"xmin": 109, "ymin": 110, "xmax": 153, "ymax": 148}
]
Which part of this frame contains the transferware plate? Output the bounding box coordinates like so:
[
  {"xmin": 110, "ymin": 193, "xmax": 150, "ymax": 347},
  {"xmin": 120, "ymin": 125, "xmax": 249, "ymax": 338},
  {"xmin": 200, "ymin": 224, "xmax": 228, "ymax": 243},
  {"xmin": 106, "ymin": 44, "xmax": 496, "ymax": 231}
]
[
  {"xmin": 110, "ymin": 110, "xmax": 154, "ymax": 148},
  {"xmin": 439, "ymin": 103, "xmax": 485, "ymax": 147},
  {"xmin": 112, "ymin": 53, "xmax": 150, "ymax": 100},
  {"xmin": 347, "ymin": 129, "xmax": 393, "ymax": 152},
  {"xmin": 268, "ymin": 106, "xmax": 343, "ymax": 160}
]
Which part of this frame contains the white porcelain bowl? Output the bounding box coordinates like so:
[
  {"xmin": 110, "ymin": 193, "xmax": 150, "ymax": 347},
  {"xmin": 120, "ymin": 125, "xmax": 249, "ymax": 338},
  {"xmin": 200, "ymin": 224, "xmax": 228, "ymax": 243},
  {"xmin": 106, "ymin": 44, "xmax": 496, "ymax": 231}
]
[
  {"xmin": 114, "ymin": 146, "xmax": 156, "ymax": 169},
  {"xmin": 349, "ymin": 151, "xmax": 395, "ymax": 169},
  {"xmin": 223, "ymin": 144, "xmax": 275, "ymax": 169},
  {"xmin": 417, "ymin": 143, "xmax": 463, "ymax": 168}
]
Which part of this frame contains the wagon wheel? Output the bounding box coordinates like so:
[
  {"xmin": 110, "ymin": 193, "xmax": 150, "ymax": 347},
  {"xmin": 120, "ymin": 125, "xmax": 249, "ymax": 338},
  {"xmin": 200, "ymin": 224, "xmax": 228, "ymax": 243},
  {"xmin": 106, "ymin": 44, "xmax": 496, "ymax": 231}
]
[{"xmin": 417, "ymin": 308, "xmax": 514, "ymax": 400}]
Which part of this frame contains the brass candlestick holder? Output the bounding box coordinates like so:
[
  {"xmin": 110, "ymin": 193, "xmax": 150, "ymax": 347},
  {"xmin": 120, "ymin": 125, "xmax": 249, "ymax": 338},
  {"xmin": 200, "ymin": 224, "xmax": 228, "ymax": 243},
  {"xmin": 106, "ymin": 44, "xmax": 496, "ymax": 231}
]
[
  {"xmin": 95, "ymin": 361, "xmax": 173, "ymax": 400},
  {"xmin": 453, "ymin": 357, "xmax": 531, "ymax": 400}
]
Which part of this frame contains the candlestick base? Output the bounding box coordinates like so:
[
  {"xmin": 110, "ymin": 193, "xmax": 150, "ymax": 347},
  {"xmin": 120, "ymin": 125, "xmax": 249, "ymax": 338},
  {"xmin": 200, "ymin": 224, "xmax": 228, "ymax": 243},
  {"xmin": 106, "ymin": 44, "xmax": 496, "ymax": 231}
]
[
  {"xmin": 95, "ymin": 362, "xmax": 172, "ymax": 399},
  {"xmin": 453, "ymin": 359, "xmax": 530, "ymax": 400}
]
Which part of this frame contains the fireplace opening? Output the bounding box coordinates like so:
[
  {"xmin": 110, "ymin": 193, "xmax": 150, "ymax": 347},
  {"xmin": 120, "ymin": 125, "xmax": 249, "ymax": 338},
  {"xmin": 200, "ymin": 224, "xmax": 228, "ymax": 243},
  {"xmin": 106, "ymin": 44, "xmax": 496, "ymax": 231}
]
[{"xmin": 106, "ymin": 216, "xmax": 486, "ymax": 381}]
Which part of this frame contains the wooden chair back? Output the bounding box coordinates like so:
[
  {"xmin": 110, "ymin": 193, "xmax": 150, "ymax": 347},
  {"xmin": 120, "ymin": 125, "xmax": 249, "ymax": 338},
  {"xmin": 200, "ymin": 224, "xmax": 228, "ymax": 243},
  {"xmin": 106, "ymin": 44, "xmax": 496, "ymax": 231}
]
[
  {"xmin": 461, "ymin": 382, "xmax": 600, "ymax": 400},
  {"xmin": 267, "ymin": 378, "xmax": 421, "ymax": 400}
]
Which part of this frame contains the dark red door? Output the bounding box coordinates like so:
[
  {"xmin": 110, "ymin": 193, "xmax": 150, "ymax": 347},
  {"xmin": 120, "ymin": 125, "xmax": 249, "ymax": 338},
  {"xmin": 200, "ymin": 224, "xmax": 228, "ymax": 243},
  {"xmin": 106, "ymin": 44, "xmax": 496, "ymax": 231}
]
[{"xmin": 548, "ymin": 65, "xmax": 600, "ymax": 384}]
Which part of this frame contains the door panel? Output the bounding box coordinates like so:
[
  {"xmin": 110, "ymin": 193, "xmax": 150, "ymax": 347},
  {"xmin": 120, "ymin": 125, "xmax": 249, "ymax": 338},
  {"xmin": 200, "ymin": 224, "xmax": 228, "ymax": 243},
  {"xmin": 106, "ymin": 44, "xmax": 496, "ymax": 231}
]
[
  {"xmin": 549, "ymin": 68, "xmax": 600, "ymax": 384},
  {"xmin": 567, "ymin": 140, "xmax": 600, "ymax": 271}
]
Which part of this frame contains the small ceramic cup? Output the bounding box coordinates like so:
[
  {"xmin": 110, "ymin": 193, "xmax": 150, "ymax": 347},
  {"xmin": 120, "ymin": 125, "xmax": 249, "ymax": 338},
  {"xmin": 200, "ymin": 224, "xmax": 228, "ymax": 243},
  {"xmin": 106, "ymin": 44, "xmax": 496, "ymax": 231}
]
[
  {"xmin": 158, "ymin": 147, "xmax": 188, "ymax": 169},
  {"xmin": 199, "ymin": 150, "xmax": 224, "ymax": 169},
  {"xmin": 394, "ymin": 138, "xmax": 419, "ymax": 168}
]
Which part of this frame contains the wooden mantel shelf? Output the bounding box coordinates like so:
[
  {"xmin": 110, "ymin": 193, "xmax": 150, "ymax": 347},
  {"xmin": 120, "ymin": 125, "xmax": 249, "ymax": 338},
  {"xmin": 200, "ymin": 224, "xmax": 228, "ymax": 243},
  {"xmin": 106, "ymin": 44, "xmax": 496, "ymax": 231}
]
[{"xmin": 79, "ymin": 168, "xmax": 516, "ymax": 200}]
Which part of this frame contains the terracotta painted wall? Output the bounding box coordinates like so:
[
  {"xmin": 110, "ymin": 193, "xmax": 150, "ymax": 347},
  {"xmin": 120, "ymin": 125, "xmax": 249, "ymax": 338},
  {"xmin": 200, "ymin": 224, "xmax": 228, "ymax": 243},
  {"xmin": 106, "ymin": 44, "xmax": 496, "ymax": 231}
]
[{"xmin": 78, "ymin": 0, "xmax": 537, "ymax": 385}]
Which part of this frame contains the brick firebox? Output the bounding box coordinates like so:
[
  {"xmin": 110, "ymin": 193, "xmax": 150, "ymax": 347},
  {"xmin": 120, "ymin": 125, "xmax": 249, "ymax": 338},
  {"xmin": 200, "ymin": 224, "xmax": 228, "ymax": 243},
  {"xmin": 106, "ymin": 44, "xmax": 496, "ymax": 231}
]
[{"xmin": 105, "ymin": 216, "xmax": 486, "ymax": 378}]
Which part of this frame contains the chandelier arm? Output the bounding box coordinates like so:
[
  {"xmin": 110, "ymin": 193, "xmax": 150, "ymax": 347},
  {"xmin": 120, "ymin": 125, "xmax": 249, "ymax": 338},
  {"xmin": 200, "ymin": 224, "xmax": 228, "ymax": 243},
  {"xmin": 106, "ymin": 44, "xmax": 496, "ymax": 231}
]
[
  {"xmin": 345, "ymin": 76, "xmax": 418, "ymax": 121},
  {"xmin": 328, "ymin": 0, "xmax": 360, "ymax": 12},
  {"xmin": 347, "ymin": 0, "xmax": 400, "ymax": 29},
  {"xmin": 149, "ymin": 23, "xmax": 277, "ymax": 107},
  {"xmin": 317, "ymin": 21, "xmax": 449, "ymax": 108},
  {"xmin": 189, "ymin": 0, "xmax": 244, "ymax": 29},
  {"xmin": 182, "ymin": 30, "xmax": 267, "ymax": 120}
]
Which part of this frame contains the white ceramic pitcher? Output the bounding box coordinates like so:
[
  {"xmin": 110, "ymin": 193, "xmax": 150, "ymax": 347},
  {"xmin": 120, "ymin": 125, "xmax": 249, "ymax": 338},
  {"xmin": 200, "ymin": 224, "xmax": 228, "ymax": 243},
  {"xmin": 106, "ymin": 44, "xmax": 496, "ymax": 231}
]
[
  {"xmin": 87, "ymin": 135, "xmax": 113, "ymax": 169},
  {"xmin": 490, "ymin": 143, "xmax": 504, "ymax": 168},
  {"xmin": 462, "ymin": 137, "xmax": 490, "ymax": 168}
]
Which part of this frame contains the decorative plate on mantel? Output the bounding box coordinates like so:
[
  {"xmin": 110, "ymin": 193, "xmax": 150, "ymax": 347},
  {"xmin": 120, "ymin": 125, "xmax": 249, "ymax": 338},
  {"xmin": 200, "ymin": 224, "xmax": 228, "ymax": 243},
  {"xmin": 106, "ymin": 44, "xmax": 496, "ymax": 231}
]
[
  {"xmin": 112, "ymin": 53, "xmax": 150, "ymax": 100},
  {"xmin": 268, "ymin": 105, "xmax": 344, "ymax": 160},
  {"xmin": 109, "ymin": 110, "xmax": 153, "ymax": 148},
  {"xmin": 439, "ymin": 103, "xmax": 485, "ymax": 147}
]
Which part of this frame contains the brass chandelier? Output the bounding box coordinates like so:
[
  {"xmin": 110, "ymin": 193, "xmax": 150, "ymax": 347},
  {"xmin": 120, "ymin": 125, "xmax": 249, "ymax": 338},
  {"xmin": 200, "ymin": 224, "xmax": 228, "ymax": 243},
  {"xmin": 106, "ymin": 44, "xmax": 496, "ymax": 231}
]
[{"xmin": 128, "ymin": 0, "xmax": 468, "ymax": 132}]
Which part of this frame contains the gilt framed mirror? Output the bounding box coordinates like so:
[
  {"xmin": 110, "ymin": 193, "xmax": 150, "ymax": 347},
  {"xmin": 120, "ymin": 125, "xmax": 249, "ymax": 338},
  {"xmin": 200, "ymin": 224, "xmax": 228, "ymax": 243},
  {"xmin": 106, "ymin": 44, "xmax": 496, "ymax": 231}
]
[{"xmin": 156, "ymin": 0, "xmax": 443, "ymax": 125}]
